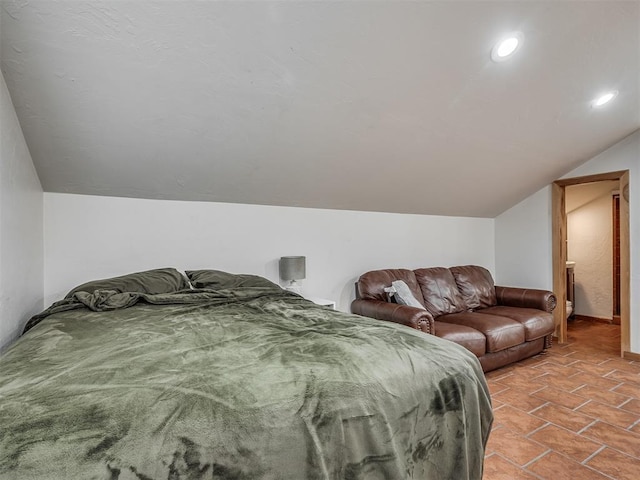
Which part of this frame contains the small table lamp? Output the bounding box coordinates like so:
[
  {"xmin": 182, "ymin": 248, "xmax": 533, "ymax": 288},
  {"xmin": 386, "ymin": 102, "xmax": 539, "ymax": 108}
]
[{"xmin": 279, "ymin": 256, "xmax": 306, "ymax": 293}]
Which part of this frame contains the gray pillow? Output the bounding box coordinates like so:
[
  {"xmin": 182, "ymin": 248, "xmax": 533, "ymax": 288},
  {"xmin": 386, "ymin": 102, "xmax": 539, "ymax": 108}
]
[
  {"xmin": 387, "ymin": 280, "xmax": 426, "ymax": 310},
  {"xmin": 65, "ymin": 268, "xmax": 190, "ymax": 298},
  {"xmin": 186, "ymin": 269, "xmax": 280, "ymax": 290}
]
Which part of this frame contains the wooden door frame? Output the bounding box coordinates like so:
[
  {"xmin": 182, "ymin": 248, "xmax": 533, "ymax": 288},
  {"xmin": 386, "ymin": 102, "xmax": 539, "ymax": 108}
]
[
  {"xmin": 552, "ymin": 170, "xmax": 630, "ymax": 357},
  {"xmin": 612, "ymin": 194, "xmax": 621, "ymax": 323}
]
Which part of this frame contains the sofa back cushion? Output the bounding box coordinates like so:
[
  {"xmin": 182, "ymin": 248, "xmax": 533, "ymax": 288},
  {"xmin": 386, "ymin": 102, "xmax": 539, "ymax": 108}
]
[
  {"xmin": 356, "ymin": 269, "xmax": 424, "ymax": 305},
  {"xmin": 450, "ymin": 265, "xmax": 497, "ymax": 310},
  {"xmin": 414, "ymin": 267, "xmax": 466, "ymax": 318}
]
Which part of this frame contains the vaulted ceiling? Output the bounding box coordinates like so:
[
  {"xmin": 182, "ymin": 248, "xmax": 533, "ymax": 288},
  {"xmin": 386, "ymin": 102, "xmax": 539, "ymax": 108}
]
[{"xmin": 1, "ymin": 1, "xmax": 638, "ymax": 217}]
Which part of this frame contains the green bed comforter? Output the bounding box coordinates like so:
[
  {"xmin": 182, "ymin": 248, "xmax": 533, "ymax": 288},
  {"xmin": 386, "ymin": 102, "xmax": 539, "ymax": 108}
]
[{"xmin": 0, "ymin": 287, "xmax": 492, "ymax": 480}]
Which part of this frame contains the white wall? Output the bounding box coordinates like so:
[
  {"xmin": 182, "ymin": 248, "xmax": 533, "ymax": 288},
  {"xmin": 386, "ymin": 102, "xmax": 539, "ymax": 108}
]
[
  {"xmin": 44, "ymin": 193, "xmax": 495, "ymax": 312},
  {"xmin": 567, "ymin": 192, "xmax": 613, "ymax": 320},
  {"xmin": 0, "ymin": 72, "xmax": 44, "ymax": 352},
  {"xmin": 494, "ymin": 186, "xmax": 553, "ymax": 289},
  {"xmin": 495, "ymin": 129, "xmax": 640, "ymax": 352}
]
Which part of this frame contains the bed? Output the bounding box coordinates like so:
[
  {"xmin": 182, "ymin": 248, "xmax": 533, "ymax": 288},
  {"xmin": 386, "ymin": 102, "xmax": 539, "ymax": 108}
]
[{"xmin": 0, "ymin": 268, "xmax": 492, "ymax": 479}]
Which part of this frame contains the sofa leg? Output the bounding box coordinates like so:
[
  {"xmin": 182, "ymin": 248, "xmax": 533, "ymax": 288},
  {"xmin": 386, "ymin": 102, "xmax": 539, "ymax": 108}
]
[{"xmin": 544, "ymin": 334, "xmax": 553, "ymax": 350}]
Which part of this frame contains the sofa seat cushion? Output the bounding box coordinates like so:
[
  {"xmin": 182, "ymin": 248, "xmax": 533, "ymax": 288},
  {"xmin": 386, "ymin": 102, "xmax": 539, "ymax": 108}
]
[
  {"xmin": 434, "ymin": 322, "xmax": 486, "ymax": 357},
  {"xmin": 476, "ymin": 306, "xmax": 554, "ymax": 341},
  {"xmin": 437, "ymin": 312, "xmax": 525, "ymax": 353}
]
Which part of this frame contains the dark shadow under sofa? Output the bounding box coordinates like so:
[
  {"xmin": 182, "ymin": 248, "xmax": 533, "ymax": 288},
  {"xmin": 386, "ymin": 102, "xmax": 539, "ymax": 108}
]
[{"xmin": 351, "ymin": 265, "xmax": 556, "ymax": 372}]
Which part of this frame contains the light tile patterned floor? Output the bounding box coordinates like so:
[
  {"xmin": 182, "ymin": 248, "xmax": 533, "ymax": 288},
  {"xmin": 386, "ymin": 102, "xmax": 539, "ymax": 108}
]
[{"xmin": 483, "ymin": 320, "xmax": 640, "ymax": 480}]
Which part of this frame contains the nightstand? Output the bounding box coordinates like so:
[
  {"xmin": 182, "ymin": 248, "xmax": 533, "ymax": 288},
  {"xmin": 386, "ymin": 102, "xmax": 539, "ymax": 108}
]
[{"xmin": 305, "ymin": 297, "xmax": 336, "ymax": 309}]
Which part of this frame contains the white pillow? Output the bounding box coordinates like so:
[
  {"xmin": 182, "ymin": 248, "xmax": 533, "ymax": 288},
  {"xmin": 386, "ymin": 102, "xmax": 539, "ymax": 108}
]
[{"xmin": 385, "ymin": 280, "xmax": 426, "ymax": 310}]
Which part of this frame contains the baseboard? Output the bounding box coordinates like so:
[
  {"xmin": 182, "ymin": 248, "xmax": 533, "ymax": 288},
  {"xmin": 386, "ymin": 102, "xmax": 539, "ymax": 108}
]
[
  {"xmin": 623, "ymin": 351, "xmax": 640, "ymax": 361},
  {"xmin": 572, "ymin": 314, "xmax": 615, "ymax": 324},
  {"xmin": 612, "ymin": 315, "xmax": 621, "ymax": 325}
]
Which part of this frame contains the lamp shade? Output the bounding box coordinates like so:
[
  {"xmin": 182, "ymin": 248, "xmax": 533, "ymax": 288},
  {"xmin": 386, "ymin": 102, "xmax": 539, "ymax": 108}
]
[{"xmin": 279, "ymin": 256, "xmax": 306, "ymax": 281}]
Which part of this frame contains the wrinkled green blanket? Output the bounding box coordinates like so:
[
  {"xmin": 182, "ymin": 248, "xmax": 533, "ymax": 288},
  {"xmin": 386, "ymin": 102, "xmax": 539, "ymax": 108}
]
[{"xmin": 1, "ymin": 287, "xmax": 492, "ymax": 480}]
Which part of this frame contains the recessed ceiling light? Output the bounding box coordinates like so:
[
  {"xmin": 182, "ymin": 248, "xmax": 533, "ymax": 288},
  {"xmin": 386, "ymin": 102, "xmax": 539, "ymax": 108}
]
[
  {"xmin": 491, "ymin": 32, "xmax": 523, "ymax": 62},
  {"xmin": 592, "ymin": 90, "xmax": 618, "ymax": 108}
]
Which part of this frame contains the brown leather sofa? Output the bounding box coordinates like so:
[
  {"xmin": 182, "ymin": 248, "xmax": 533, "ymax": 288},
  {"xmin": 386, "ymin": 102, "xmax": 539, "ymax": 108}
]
[{"xmin": 351, "ymin": 265, "xmax": 556, "ymax": 372}]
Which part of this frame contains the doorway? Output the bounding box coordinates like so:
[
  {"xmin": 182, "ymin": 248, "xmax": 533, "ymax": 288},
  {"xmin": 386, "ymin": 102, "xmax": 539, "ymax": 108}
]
[
  {"xmin": 551, "ymin": 170, "xmax": 630, "ymax": 357},
  {"xmin": 564, "ymin": 180, "xmax": 619, "ymax": 323}
]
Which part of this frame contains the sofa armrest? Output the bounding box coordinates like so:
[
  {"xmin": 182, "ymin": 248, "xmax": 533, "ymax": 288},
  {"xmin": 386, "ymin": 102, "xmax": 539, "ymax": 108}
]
[
  {"xmin": 351, "ymin": 299, "xmax": 435, "ymax": 335},
  {"xmin": 495, "ymin": 286, "xmax": 557, "ymax": 313}
]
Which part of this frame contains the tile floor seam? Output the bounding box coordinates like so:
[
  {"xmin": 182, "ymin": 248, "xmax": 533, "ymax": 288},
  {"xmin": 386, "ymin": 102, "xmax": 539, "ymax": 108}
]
[
  {"xmin": 596, "ymin": 364, "xmax": 618, "ymax": 376},
  {"xmin": 529, "ymin": 385, "xmax": 547, "ymax": 395},
  {"xmin": 523, "ymin": 470, "xmax": 547, "ymax": 480},
  {"xmin": 583, "ymin": 463, "xmax": 622, "ymax": 480},
  {"xmin": 528, "ymin": 448, "xmax": 616, "ymax": 480},
  {"xmin": 492, "ymin": 452, "xmax": 548, "ymax": 480},
  {"xmin": 573, "ymin": 398, "xmax": 592, "ymax": 410},
  {"xmin": 552, "ymin": 448, "xmax": 618, "ymax": 480},
  {"xmin": 521, "ymin": 449, "xmax": 552, "ymax": 468},
  {"xmin": 627, "ymin": 417, "xmax": 640, "ymax": 431},
  {"xmin": 618, "ymin": 400, "xmax": 639, "ymax": 415},
  {"xmin": 604, "ymin": 378, "xmax": 624, "ymax": 391},
  {"xmin": 577, "ymin": 419, "xmax": 599, "ymax": 435},
  {"xmin": 533, "ymin": 424, "xmax": 605, "ymax": 458},
  {"xmin": 492, "ymin": 402, "xmax": 506, "ymax": 411},
  {"xmin": 528, "ymin": 401, "xmax": 551, "ymax": 414},
  {"xmin": 524, "ymin": 421, "xmax": 551, "ymax": 438},
  {"xmin": 603, "ymin": 370, "xmax": 622, "ymax": 380},
  {"xmin": 579, "ymin": 427, "xmax": 640, "ymax": 460},
  {"xmin": 572, "ymin": 398, "xmax": 593, "ymax": 411},
  {"xmin": 580, "ymin": 444, "xmax": 606, "ymax": 465},
  {"xmin": 593, "ymin": 444, "xmax": 640, "ymax": 462},
  {"xmin": 568, "ymin": 384, "xmax": 588, "ymax": 394}
]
